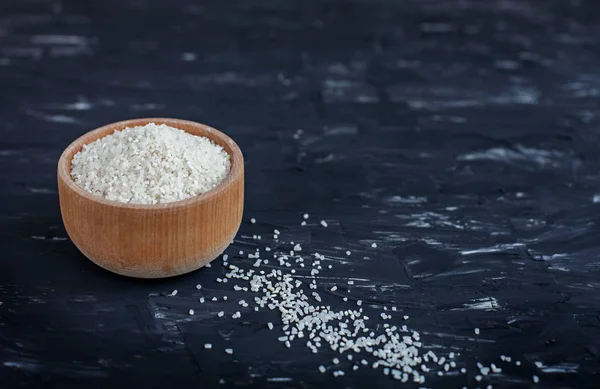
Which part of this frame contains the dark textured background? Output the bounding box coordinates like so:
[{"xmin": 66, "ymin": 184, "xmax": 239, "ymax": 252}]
[{"xmin": 1, "ymin": 0, "xmax": 600, "ymax": 388}]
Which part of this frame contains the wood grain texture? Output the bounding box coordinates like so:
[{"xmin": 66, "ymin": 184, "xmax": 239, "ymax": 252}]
[{"xmin": 57, "ymin": 118, "xmax": 244, "ymax": 278}]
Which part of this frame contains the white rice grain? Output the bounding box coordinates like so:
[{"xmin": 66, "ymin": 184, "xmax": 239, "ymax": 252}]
[{"xmin": 71, "ymin": 123, "xmax": 230, "ymax": 204}]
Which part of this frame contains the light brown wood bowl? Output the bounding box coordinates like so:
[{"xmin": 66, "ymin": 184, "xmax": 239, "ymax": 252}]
[{"xmin": 57, "ymin": 118, "xmax": 244, "ymax": 279}]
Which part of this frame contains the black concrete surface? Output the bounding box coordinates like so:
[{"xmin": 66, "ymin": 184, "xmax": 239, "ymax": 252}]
[{"xmin": 1, "ymin": 0, "xmax": 599, "ymax": 388}]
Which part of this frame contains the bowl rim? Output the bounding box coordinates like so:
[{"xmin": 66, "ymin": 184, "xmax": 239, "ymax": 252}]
[{"xmin": 57, "ymin": 117, "xmax": 244, "ymax": 212}]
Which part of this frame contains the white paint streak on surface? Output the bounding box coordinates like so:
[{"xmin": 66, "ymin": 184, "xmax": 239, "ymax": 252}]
[
  {"xmin": 541, "ymin": 363, "xmax": 578, "ymax": 374},
  {"xmin": 60, "ymin": 101, "xmax": 92, "ymax": 111},
  {"xmin": 457, "ymin": 145, "xmax": 565, "ymax": 167},
  {"xmin": 387, "ymin": 195, "xmax": 427, "ymax": 204},
  {"xmin": 131, "ymin": 103, "xmax": 164, "ymax": 110},
  {"xmin": 30, "ymin": 35, "xmax": 91, "ymax": 45},
  {"xmin": 315, "ymin": 154, "xmax": 335, "ymax": 164},
  {"xmin": 420, "ymin": 331, "xmax": 496, "ymax": 343},
  {"xmin": 460, "ymin": 297, "xmax": 500, "ymax": 311},
  {"xmin": 460, "ymin": 243, "xmax": 525, "ymax": 256},
  {"xmin": 3, "ymin": 361, "xmax": 39, "ymax": 371},
  {"xmin": 29, "ymin": 187, "xmax": 57, "ymax": 194},
  {"xmin": 25, "ymin": 109, "xmax": 78, "ymax": 123},
  {"xmin": 431, "ymin": 268, "xmax": 487, "ymax": 278},
  {"xmin": 324, "ymin": 126, "xmax": 358, "ymax": 136},
  {"xmin": 548, "ymin": 266, "xmax": 570, "ymax": 272},
  {"xmin": 266, "ymin": 377, "xmax": 293, "ymax": 382}
]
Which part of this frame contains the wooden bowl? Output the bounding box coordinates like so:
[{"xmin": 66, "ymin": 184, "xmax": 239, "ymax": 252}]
[{"xmin": 57, "ymin": 118, "xmax": 244, "ymax": 279}]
